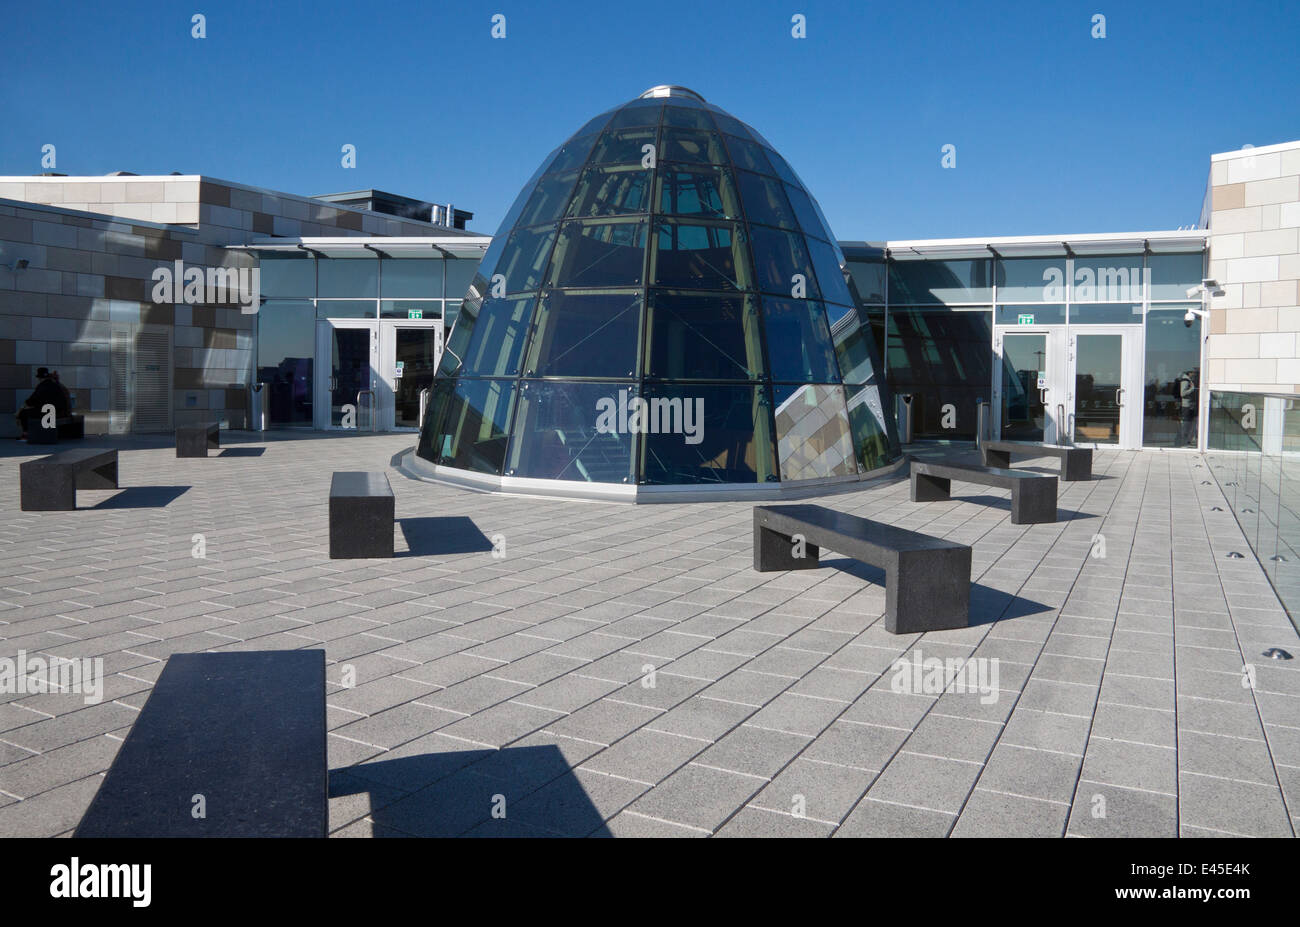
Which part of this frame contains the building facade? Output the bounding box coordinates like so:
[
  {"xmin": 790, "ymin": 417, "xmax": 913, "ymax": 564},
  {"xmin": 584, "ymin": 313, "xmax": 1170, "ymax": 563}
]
[{"xmin": 2, "ymin": 138, "xmax": 1297, "ymax": 470}]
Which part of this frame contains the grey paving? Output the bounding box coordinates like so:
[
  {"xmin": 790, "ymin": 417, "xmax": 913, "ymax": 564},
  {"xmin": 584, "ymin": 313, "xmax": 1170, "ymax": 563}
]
[{"xmin": 0, "ymin": 434, "xmax": 1297, "ymax": 837}]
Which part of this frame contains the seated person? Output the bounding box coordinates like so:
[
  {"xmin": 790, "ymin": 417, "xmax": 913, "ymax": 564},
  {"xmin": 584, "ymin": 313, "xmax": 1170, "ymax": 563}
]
[{"xmin": 15, "ymin": 367, "xmax": 70, "ymax": 438}]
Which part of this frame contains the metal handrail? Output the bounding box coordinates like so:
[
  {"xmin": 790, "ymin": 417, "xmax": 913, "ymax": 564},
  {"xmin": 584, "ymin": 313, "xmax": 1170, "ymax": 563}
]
[{"xmin": 418, "ymin": 388, "xmax": 430, "ymax": 428}]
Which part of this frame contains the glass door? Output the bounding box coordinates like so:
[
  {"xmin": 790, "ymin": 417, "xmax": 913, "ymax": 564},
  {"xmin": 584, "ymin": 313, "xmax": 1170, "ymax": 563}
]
[
  {"xmin": 1068, "ymin": 326, "xmax": 1143, "ymax": 449},
  {"xmin": 315, "ymin": 320, "xmax": 379, "ymax": 430},
  {"xmin": 379, "ymin": 320, "xmax": 443, "ymax": 431},
  {"xmin": 994, "ymin": 328, "xmax": 1066, "ymax": 444}
]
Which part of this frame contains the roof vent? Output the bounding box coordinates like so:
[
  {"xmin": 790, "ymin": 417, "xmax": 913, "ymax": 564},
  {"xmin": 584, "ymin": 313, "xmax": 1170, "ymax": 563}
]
[{"xmin": 639, "ymin": 85, "xmax": 705, "ymax": 102}]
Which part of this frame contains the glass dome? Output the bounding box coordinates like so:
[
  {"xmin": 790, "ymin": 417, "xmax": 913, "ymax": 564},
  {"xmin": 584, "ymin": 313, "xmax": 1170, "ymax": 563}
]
[{"xmin": 417, "ymin": 86, "xmax": 898, "ymax": 495}]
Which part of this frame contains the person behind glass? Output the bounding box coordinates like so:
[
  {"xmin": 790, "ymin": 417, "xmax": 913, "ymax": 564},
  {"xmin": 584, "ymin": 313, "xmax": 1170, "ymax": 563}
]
[
  {"xmin": 1176, "ymin": 369, "xmax": 1198, "ymax": 447},
  {"xmin": 15, "ymin": 367, "xmax": 70, "ymax": 439}
]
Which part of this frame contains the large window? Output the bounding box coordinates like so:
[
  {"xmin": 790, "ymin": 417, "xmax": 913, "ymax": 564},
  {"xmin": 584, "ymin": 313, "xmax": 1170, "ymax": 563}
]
[
  {"xmin": 888, "ymin": 259, "xmax": 991, "ymax": 305},
  {"xmin": 317, "ymin": 257, "xmax": 378, "ymax": 299},
  {"xmin": 524, "ymin": 291, "xmax": 641, "ymax": 378},
  {"xmin": 1144, "ymin": 306, "xmax": 1201, "ymax": 448},
  {"xmin": 887, "ymin": 308, "xmax": 992, "ymax": 440},
  {"xmin": 256, "ymin": 301, "xmax": 315, "ymax": 426}
]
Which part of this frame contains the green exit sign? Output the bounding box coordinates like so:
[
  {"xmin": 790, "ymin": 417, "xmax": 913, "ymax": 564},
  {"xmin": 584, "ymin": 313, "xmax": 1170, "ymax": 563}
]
[
  {"xmin": 407, "ymin": 309, "xmax": 423, "ymax": 320},
  {"xmin": 1017, "ymin": 313, "xmax": 1035, "ymax": 325}
]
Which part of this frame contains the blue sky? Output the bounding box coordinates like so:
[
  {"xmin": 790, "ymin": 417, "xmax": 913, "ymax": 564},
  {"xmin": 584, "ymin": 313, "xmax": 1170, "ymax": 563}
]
[{"xmin": 3, "ymin": 0, "xmax": 1297, "ymax": 240}]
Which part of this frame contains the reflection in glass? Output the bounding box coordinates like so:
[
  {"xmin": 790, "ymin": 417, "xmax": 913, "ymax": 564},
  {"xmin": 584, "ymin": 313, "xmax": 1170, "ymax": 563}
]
[
  {"xmin": 1071, "ymin": 255, "xmax": 1145, "ymax": 302},
  {"xmin": 381, "ymin": 258, "xmax": 443, "ymax": 298},
  {"xmin": 762, "ymin": 299, "xmax": 839, "ymax": 382},
  {"xmin": 639, "ymin": 384, "xmax": 776, "ymax": 484},
  {"xmin": 1144, "ymin": 308, "xmax": 1201, "ymax": 447},
  {"xmin": 549, "ymin": 220, "xmax": 647, "ymax": 288},
  {"xmin": 317, "ymin": 257, "xmax": 378, "ymax": 299},
  {"xmin": 888, "ymin": 259, "xmax": 992, "ymax": 305},
  {"xmin": 590, "ymin": 127, "xmax": 658, "ymax": 166},
  {"xmin": 1149, "ymin": 252, "xmax": 1206, "ymax": 300},
  {"xmin": 256, "ymin": 300, "xmax": 315, "ymax": 425},
  {"xmin": 1073, "ymin": 334, "xmax": 1122, "ymax": 445},
  {"xmin": 447, "ymin": 296, "xmax": 534, "ymax": 377},
  {"xmin": 644, "ymin": 291, "xmax": 762, "ymax": 380},
  {"xmin": 393, "ymin": 328, "xmax": 439, "ymax": 428},
  {"xmin": 722, "ymin": 134, "xmax": 773, "ymax": 174},
  {"xmin": 568, "ymin": 166, "xmax": 652, "ymax": 217},
  {"xmin": 315, "ymin": 300, "xmax": 375, "ymax": 319},
  {"xmin": 773, "ymin": 384, "xmax": 857, "ymax": 480},
  {"xmin": 651, "ymin": 220, "xmax": 747, "ymax": 290},
  {"xmin": 424, "ymin": 378, "xmax": 517, "ymax": 474},
  {"xmin": 260, "ymin": 254, "xmax": 315, "ymax": 299},
  {"xmin": 525, "ymin": 291, "xmax": 641, "ymax": 378},
  {"xmin": 517, "ymin": 171, "xmax": 580, "ymax": 228},
  {"xmin": 660, "ymin": 128, "xmax": 726, "ymax": 165},
  {"xmin": 507, "ymin": 380, "xmax": 634, "ymax": 482},
  {"xmin": 1000, "ymin": 332, "xmax": 1048, "ymax": 441},
  {"xmin": 328, "ymin": 326, "xmax": 371, "ymax": 427},
  {"xmin": 995, "ymin": 257, "xmax": 1064, "ymax": 302},
  {"xmin": 887, "ymin": 308, "xmax": 992, "ymax": 440},
  {"xmin": 750, "ymin": 226, "xmax": 817, "ymax": 297},
  {"xmin": 495, "ymin": 226, "xmax": 557, "ymax": 295},
  {"xmin": 735, "ymin": 170, "xmax": 798, "ymax": 229},
  {"xmin": 656, "ymin": 166, "xmax": 739, "ymax": 219}
]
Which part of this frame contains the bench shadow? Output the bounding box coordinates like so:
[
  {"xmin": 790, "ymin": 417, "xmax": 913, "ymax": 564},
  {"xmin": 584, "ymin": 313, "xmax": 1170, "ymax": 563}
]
[
  {"xmin": 822, "ymin": 556, "xmax": 1053, "ymax": 626},
  {"xmin": 330, "ymin": 745, "xmax": 612, "ymax": 837},
  {"xmin": 90, "ymin": 485, "xmax": 190, "ymax": 509},
  {"xmin": 945, "ymin": 493, "xmax": 1096, "ymax": 520},
  {"xmin": 217, "ymin": 447, "xmax": 266, "ymax": 457},
  {"xmin": 397, "ymin": 516, "xmax": 494, "ymax": 557}
]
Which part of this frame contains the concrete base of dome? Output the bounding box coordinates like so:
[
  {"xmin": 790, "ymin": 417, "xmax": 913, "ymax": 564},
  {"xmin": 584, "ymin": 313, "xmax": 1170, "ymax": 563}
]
[{"xmin": 395, "ymin": 448, "xmax": 909, "ymax": 504}]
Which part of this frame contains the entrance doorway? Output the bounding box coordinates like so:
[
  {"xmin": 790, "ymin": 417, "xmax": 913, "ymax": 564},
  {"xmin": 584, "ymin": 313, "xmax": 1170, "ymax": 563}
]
[
  {"xmin": 314, "ymin": 319, "xmax": 443, "ymax": 431},
  {"xmin": 994, "ymin": 324, "xmax": 1143, "ymax": 449}
]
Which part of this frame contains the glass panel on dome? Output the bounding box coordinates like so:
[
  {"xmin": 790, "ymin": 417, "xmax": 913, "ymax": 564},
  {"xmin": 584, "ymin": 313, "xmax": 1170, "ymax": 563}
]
[
  {"xmin": 606, "ymin": 102, "xmax": 662, "ymax": 129},
  {"xmin": 656, "ymin": 166, "xmax": 739, "ymax": 220},
  {"xmin": 548, "ymin": 220, "xmax": 647, "ymax": 289},
  {"xmin": 749, "ymin": 225, "xmax": 818, "ymax": 298},
  {"xmin": 524, "ymin": 291, "xmax": 641, "ymax": 378},
  {"xmin": 651, "ymin": 219, "xmax": 749, "ymax": 291},
  {"xmin": 724, "ymin": 134, "xmax": 774, "ymax": 174},
  {"xmin": 453, "ymin": 296, "xmax": 535, "ymax": 377},
  {"xmin": 773, "ymin": 384, "xmax": 857, "ymax": 481},
  {"xmin": 507, "ymin": 380, "xmax": 635, "ymax": 483},
  {"xmin": 661, "ymin": 128, "xmax": 727, "ymax": 165},
  {"xmin": 639, "ymin": 384, "xmax": 776, "ymax": 484},
  {"xmin": 567, "ymin": 165, "xmax": 652, "ymax": 217},
  {"xmin": 782, "ymin": 183, "xmax": 825, "ymax": 237},
  {"xmin": 736, "ymin": 170, "xmax": 799, "ymax": 230},
  {"xmin": 764, "ymin": 150, "xmax": 803, "ymax": 187},
  {"xmin": 590, "ymin": 126, "xmax": 659, "ymax": 166},
  {"xmin": 495, "ymin": 226, "xmax": 557, "ymax": 295},
  {"xmin": 762, "ymin": 298, "xmax": 840, "ymax": 382},
  {"xmin": 707, "ymin": 109, "xmax": 752, "ymax": 140},
  {"xmin": 844, "ymin": 382, "xmax": 894, "ymax": 472},
  {"xmin": 805, "ymin": 236, "xmax": 853, "ymax": 307},
  {"xmin": 662, "ymin": 105, "xmax": 714, "ymax": 130},
  {"xmin": 424, "ymin": 378, "xmax": 517, "ymax": 475},
  {"xmin": 545, "ymin": 133, "xmax": 598, "ymax": 175},
  {"xmin": 644, "ymin": 291, "xmax": 763, "ymax": 380},
  {"xmin": 517, "ymin": 170, "xmax": 580, "ymax": 228},
  {"xmin": 574, "ymin": 109, "xmax": 616, "ymax": 138}
]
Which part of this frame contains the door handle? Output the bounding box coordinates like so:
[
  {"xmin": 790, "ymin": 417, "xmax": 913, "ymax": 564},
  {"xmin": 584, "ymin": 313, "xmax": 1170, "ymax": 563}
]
[
  {"xmin": 1114, "ymin": 388, "xmax": 1123, "ymax": 407},
  {"xmin": 1039, "ymin": 388, "xmax": 1048, "ymax": 404}
]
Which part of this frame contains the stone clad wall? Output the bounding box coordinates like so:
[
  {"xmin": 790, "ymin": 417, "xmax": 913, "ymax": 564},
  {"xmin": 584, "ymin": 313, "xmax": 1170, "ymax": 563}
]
[
  {"xmin": 0, "ymin": 175, "xmax": 450, "ymax": 434},
  {"xmin": 1206, "ymin": 141, "xmax": 1300, "ymax": 393}
]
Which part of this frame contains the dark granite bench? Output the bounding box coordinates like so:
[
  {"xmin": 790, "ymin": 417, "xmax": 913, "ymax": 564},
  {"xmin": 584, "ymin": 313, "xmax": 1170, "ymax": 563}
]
[
  {"xmin": 176, "ymin": 421, "xmax": 220, "ymax": 458},
  {"xmin": 330, "ymin": 471, "xmax": 394, "ymax": 558},
  {"xmin": 74, "ymin": 650, "xmax": 327, "ymax": 837},
  {"xmin": 912, "ymin": 460, "xmax": 1058, "ymax": 525},
  {"xmin": 754, "ymin": 504, "xmax": 971, "ymax": 634},
  {"xmin": 26, "ymin": 414, "xmax": 83, "ymax": 445},
  {"xmin": 19, "ymin": 448, "xmax": 118, "ymax": 511},
  {"xmin": 981, "ymin": 441, "xmax": 1092, "ymax": 481}
]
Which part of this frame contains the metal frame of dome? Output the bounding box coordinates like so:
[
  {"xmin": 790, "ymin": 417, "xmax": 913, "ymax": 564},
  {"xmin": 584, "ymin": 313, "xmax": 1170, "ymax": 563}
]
[{"xmin": 408, "ymin": 89, "xmax": 901, "ymax": 502}]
